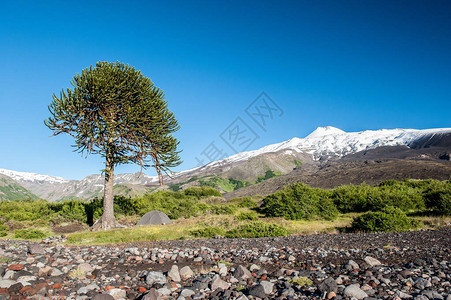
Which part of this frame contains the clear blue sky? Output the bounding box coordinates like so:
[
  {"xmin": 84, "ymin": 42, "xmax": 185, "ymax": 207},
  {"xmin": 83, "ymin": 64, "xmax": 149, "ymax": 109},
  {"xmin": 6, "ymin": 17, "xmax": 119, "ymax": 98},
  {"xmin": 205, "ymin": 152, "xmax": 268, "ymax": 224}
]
[{"xmin": 1, "ymin": 0, "xmax": 450, "ymax": 180}]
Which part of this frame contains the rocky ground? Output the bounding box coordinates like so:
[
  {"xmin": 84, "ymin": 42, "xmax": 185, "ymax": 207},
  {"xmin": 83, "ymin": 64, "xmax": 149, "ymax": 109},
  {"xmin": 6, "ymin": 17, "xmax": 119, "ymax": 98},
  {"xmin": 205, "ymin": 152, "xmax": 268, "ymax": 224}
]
[{"xmin": 0, "ymin": 227, "xmax": 450, "ymax": 300}]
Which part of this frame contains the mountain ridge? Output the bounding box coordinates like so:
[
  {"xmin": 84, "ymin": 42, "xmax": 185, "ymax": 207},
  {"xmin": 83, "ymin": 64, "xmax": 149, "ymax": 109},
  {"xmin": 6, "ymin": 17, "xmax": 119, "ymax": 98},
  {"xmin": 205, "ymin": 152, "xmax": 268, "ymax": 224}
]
[{"xmin": 1, "ymin": 126, "xmax": 450, "ymax": 201}]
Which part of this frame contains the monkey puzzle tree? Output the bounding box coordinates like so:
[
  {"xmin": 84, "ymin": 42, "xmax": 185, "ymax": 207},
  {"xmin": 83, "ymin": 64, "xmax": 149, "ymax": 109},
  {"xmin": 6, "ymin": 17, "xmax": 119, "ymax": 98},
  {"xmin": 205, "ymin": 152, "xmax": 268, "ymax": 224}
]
[{"xmin": 45, "ymin": 61, "xmax": 182, "ymax": 230}]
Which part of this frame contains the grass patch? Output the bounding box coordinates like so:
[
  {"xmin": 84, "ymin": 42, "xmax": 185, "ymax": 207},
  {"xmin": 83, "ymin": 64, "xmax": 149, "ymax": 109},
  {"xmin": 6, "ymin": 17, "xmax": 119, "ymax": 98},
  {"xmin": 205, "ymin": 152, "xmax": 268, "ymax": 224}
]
[
  {"xmin": 0, "ymin": 257, "xmax": 12, "ymax": 263},
  {"xmin": 14, "ymin": 228, "xmax": 48, "ymax": 239}
]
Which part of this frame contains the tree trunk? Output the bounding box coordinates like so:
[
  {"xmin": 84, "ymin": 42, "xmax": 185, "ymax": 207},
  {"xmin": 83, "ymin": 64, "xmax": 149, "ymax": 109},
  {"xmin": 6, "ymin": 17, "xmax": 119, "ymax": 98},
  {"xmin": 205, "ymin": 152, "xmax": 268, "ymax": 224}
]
[{"xmin": 92, "ymin": 155, "xmax": 124, "ymax": 230}]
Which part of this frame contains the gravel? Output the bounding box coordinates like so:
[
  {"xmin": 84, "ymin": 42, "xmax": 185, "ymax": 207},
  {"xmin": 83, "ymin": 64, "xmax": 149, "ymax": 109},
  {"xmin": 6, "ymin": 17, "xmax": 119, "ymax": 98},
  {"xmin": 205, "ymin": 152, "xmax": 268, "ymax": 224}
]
[{"xmin": 0, "ymin": 226, "xmax": 449, "ymax": 299}]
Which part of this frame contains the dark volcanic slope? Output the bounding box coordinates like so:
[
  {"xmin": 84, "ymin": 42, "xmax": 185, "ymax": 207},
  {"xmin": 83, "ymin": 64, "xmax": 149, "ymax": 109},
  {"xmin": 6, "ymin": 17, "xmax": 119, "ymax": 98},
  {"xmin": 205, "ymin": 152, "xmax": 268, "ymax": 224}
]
[{"xmin": 224, "ymin": 146, "xmax": 451, "ymax": 199}]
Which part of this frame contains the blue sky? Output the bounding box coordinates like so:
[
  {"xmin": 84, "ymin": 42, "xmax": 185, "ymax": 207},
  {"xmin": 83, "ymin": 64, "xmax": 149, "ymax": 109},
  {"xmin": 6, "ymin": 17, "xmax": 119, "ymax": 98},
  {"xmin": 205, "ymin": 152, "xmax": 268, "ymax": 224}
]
[{"xmin": 1, "ymin": 0, "xmax": 450, "ymax": 180}]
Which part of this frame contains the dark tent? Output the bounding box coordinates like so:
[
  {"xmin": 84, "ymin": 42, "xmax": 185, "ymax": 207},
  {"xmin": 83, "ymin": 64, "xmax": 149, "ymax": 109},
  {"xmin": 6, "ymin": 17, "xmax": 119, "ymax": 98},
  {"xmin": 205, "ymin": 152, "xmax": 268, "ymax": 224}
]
[{"xmin": 137, "ymin": 210, "xmax": 172, "ymax": 226}]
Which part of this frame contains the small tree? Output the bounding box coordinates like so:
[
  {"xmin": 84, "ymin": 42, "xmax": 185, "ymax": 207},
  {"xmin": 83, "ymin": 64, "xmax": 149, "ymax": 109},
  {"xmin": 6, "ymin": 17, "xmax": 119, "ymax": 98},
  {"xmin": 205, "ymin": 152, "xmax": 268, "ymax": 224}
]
[{"xmin": 45, "ymin": 61, "xmax": 182, "ymax": 230}]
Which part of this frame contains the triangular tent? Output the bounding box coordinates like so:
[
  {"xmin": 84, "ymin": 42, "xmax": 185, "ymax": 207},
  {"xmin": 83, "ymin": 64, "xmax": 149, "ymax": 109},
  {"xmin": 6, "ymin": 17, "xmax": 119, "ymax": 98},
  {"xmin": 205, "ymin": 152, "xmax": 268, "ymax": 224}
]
[{"xmin": 137, "ymin": 210, "xmax": 172, "ymax": 225}]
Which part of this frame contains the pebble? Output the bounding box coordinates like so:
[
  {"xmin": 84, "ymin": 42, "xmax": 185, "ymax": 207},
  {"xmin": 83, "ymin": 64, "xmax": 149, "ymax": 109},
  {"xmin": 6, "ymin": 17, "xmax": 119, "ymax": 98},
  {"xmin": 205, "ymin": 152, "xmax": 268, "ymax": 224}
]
[{"xmin": 0, "ymin": 228, "xmax": 448, "ymax": 299}]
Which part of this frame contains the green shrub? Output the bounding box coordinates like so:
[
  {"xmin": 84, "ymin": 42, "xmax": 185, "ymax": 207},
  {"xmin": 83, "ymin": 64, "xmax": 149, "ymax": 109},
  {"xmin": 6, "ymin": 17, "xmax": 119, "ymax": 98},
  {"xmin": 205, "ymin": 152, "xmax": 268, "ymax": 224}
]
[
  {"xmin": 424, "ymin": 180, "xmax": 451, "ymax": 215},
  {"xmin": 198, "ymin": 176, "xmax": 251, "ymax": 192},
  {"xmin": 190, "ymin": 226, "xmax": 225, "ymax": 238},
  {"xmin": 351, "ymin": 206, "xmax": 420, "ymax": 233},
  {"xmin": 0, "ymin": 224, "xmax": 8, "ymax": 237},
  {"xmin": 0, "ymin": 199, "xmax": 55, "ymax": 222},
  {"xmin": 14, "ymin": 229, "xmax": 46, "ymax": 239},
  {"xmin": 184, "ymin": 186, "xmax": 222, "ymax": 198},
  {"xmin": 261, "ymin": 183, "xmax": 338, "ymax": 220},
  {"xmin": 290, "ymin": 276, "xmax": 313, "ymax": 286},
  {"xmin": 256, "ymin": 169, "xmax": 280, "ymax": 183},
  {"xmin": 230, "ymin": 197, "xmax": 258, "ymax": 208},
  {"xmin": 210, "ymin": 204, "xmax": 237, "ymax": 215},
  {"xmin": 332, "ymin": 181, "xmax": 427, "ymax": 213},
  {"xmin": 332, "ymin": 184, "xmax": 371, "ymax": 213},
  {"xmin": 236, "ymin": 211, "xmax": 258, "ymax": 221},
  {"xmin": 225, "ymin": 221, "xmax": 288, "ymax": 238},
  {"xmin": 51, "ymin": 200, "xmax": 87, "ymax": 221}
]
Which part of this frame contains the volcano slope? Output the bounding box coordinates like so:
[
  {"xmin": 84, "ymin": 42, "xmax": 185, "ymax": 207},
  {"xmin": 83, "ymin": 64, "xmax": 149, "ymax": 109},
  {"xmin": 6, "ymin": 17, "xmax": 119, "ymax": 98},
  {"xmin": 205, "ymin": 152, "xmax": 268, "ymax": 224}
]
[{"xmin": 223, "ymin": 145, "xmax": 451, "ymax": 199}]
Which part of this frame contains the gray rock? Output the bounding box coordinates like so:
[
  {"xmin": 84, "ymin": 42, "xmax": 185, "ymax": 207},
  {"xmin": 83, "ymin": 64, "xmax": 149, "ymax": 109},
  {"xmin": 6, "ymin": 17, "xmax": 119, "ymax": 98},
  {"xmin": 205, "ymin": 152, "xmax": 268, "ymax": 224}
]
[
  {"xmin": 141, "ymin": 289, "xmax": 159, "ymax": 300},
  {"xmin": 77, "ymin": 286, "xmax": 88, "ymax": 294},
  {"xmin": 157, "ymin": 287, "xmax": 171, "ymax": 296},
  {"xmin": 396, "ymin": 290, "xmax": 413, "ymax": 299},
  {"xmin": 343, "ymin": 284, "xmax": 368, "ymax": 299},
  {"xmin": 180, "ymin": 289, "xmax": 195, "ymax": 297},
  {"xmin": 345, "ymin": 260, "xmax": 359, "ymax": 270},
  {"xmin": 28, "ymin": 244, "xmax": 45, "ymax": 255},
  {"xmin": 167, "ymin": 265, "xmax": 181, "ymax": 282},
  {"xmin": 52, "ymin": 268, "xmax": 64, "ymax": 276},
  {"xmin": 415, "ymin": 277, "xmax": 432, "ymax": 289},
  {"xmin": 249, "ymin": 264, "xmax": 260, "ymax": 272},
  {"xmin": 234, "ymin": 265, "xmax": 251, "ymax": 280},
  {"xmin": 248, "ymin": 284, "xmax": 266, "ymax": 298},
  {"xmin": 146, "ymin": 271, "xmax": 167, "ymax": 285},
  {"xmin": 179, "ymin": 266, "xmax": 194, "ymax": 280},
  {"xmin": 105, "ymin": 288, "xmax": 127, "ymax": 299},
  {"xmin": 236, "ymin": 295, "xmax": 249, "ymax": 300},
  {"xmin": 92, "ymin": 295, "xmax": 115, "ymax": 300},
  {"xmin": 364, "ymin": 256, "xmax": 382, "ymax": 267},
  {"xmin": 2, "ymin": 270, "xmax": 14, "ymax": 280},
  {"xmin": 0, "ymin": 279, "xmax": 16, "ymax": 288},
  {"xmin": 260, "ymin": 280, "xmax": 274, "ymax": 294},
  {"xmin": 78, "ymin": 263, "xmax": 93, "ymax": 273},
  {"xmin": 421, "ymin": 291, "xmax": 444, "ymax": 300},
  {"xmin": 318, "ymin": 277, "xmax": 338, "ymax": 293},
  {"xmin": 211, "ymin": 274, "xmax": 229, "ymax": 290}
]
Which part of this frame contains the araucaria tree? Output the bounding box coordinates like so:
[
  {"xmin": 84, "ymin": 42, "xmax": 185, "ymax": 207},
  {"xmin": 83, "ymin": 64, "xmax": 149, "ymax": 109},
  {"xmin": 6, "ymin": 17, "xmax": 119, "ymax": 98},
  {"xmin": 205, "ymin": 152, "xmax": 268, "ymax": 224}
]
[{"xmin": 45, "ymin": 61, "xmax": 182, "ymax": 230}]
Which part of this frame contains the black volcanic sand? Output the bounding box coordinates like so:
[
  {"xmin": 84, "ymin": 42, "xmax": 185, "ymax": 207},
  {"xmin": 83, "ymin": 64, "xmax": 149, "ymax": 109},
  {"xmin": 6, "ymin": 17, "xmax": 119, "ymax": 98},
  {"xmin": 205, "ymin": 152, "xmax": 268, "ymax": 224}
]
[{"xmin": 0, "ymin": 227, "xmax": 450, "ymax": 299}]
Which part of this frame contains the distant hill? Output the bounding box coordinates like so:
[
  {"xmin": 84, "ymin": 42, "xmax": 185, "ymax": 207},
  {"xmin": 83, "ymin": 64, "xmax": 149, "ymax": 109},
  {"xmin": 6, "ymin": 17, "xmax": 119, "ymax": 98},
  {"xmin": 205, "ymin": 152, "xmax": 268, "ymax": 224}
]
[
  {"xmin": 1, "ymin": 126, "xmax": 450, "ymax": 201},
  {"xmin": 0, "ymin": 174, "xmax": 39, "ymax": 201}
]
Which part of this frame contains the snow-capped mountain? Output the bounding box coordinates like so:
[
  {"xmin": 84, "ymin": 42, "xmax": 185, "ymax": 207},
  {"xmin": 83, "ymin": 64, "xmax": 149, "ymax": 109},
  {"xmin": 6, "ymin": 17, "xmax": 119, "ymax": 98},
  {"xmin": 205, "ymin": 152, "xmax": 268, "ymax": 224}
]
[
  {"xmin": 0, "ymin": 169, "xmax": 159, "ymax": 201},
  {"xmin": 0, "ymin": 168, "xmax": 70, "ymax": 184},
  {"xmin": 1, "ymin": 126, "xmax": 450, "ymax": 201},
  {"xmin": 201, "ymin": 126, "xmax": 451, "ymax": 168}
]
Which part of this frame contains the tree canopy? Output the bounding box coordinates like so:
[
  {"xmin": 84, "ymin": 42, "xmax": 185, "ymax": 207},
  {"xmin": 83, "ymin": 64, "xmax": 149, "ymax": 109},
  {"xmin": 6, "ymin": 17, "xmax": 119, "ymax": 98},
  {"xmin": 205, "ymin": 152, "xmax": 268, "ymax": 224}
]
[{"xmin": 45, "ymin": 61, "xmax": 182, "ymax": 229}]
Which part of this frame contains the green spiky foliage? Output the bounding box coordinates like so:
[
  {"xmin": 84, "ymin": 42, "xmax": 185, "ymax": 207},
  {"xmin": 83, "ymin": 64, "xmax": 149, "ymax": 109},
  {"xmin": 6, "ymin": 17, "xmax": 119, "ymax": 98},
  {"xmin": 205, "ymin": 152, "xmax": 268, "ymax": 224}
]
[{"xmin": 44, "ymin": 61, "xmax": 182, "ymax": 229}]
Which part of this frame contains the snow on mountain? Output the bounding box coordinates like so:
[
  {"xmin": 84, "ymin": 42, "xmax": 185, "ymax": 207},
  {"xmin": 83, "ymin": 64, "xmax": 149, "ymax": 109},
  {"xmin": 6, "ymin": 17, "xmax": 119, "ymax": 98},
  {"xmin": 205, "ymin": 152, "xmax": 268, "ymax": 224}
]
[
  {"xmin": 1, "ymin": 126, "xmax": 450, "ymax": 200},
  {"xmin": 0, "ymin": 168, "xmax": 71, "ymax": 184},
  {"xmin": 204, "ymin": 126, "xmax": 451, "ymax": 167},
  {"xmin": 305, "ymin": 126, "xmax": 346, "ymax": 139}
]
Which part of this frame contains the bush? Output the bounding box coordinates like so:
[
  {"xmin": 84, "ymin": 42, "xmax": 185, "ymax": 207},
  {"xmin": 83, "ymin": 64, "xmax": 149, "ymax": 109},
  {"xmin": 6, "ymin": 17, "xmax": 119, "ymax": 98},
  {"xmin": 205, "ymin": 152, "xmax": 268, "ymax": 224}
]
[
  {"xmin": 230, "ymin": 197, "xmax": 258, "ymax": 208},
  {"xmin": 351, "ymin": 206, "xmax": 420, "ymax": 233},
  {"xmin": 190, "ymin": 226, "xmax": 225, "ymax": 238},
  {"xmin": 210, "ymin": 205, "xmax": 237, "ymax": 215},
  {"xmin": 0, "ymin": 199, "xmax": 55, "ymax": 222},
  {"xmin": 332, "ymin": 181, "xmax": 428, "ymax": 213},
  {"xmin": 256, "ymin": 169, "xmax": 280, "ymax": 183},
  {"xmin": 225, "ymin": 221, "xmax": 288, "ymax": 238},
  {"xmin": 261, "ymin": 183, "xmax": 338, "ymax": 220},
  {"xmin": 236, "ymin": 211, "xmax": 258, "ymax": 221},
  {"xmin": 184, "ymin": 186, "xmax": 222, "ymax": 198},
  {"xmin": 134, "ymin": 191, "xmax": 208, "ymax": 219},
  {"xmin": 0, "ymin": 224, "xmax": 8, "ymax": 237},
  {"xmin": 50, "ymin": 200, "xmax": 87, "ymax": 221},
  {"xmin": 424, "ymin": 180, "xmax": 451, "ymax": 215},
  {"xmin": 14, "ymin": 228, "xmax": 46, "ymax": 239}
]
